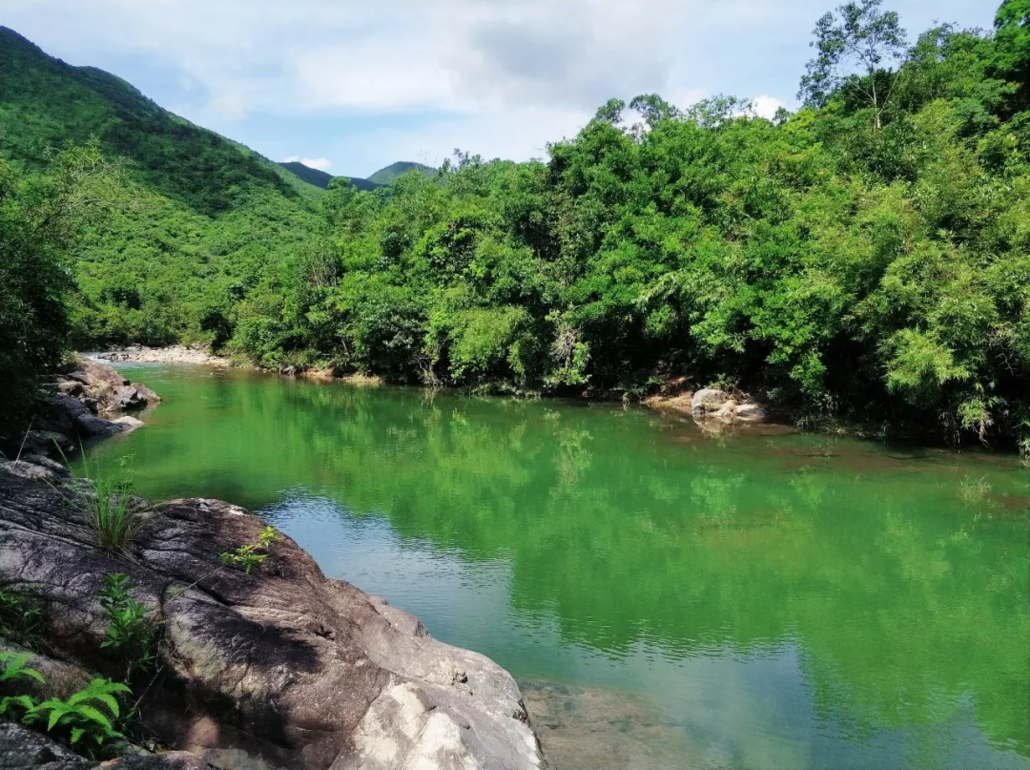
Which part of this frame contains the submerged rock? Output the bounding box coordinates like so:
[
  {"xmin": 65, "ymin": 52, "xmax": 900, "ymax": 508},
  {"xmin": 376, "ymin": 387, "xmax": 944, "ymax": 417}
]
[{"xmin": 0, "ymin": 462, "xmax": 543, "ymax": 770}]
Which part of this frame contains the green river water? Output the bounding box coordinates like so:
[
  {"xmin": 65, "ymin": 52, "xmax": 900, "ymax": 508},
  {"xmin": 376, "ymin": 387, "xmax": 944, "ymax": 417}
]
[{"xmin": 85, "ymin": 363, "xmax": 1029, "ymax": 770}]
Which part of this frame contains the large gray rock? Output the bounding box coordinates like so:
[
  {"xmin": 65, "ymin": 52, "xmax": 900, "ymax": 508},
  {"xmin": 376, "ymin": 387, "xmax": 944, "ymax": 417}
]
[
  {"xmin": 72, "ymin": 360, "xmax": 160, "ymax": 414},
  {"xmin": 0, "ymin": 463, "xmax": 543, "ymax": 770}
]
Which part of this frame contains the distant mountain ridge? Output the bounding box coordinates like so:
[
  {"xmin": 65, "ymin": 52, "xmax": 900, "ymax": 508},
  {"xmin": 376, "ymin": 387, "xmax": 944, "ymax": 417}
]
[
  {"xmin": 277, "ymin": 160, "xmax": 436, "ymax": 191},
  {"xmin": 369, "ymin": 161, "xmax": 436, "ymax": 185}
]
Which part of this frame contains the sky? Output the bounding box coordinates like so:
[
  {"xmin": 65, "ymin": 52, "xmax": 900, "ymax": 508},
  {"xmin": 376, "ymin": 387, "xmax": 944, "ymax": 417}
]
[{"xmin": 3, "ymin": 0, "xmax": 997, "ymax": 179}]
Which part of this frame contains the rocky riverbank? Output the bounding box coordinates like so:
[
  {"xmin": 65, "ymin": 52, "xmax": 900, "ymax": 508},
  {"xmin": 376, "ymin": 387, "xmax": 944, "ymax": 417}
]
[
  {"xmin": 0, "ymin": 460, "xmax": 544, "ymax": 770},
  {"xmin": 642, "ymin": 381, "xmax": 768, "ymax": 428},
  {"xmin": 89, "ymin": 346, "xmax": 233, "ymax": 368},
  {"xmin": 13, "ymin": 358, "xmax": 161, "ymax": 464}
]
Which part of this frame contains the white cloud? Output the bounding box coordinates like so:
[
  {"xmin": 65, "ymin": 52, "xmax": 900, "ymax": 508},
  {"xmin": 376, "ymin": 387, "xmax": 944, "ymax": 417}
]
[
  {"xmin": 282, "ymin": 156, "xmax": 333, "ymax": 171},
  {"xmin": 752, "ymin": 95, "xmax": 787, "ymax": 120}
]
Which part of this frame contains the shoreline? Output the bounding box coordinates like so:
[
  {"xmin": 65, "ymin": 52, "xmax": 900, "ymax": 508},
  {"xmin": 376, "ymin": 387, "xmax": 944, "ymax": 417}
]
[
  {"xmin": 87, "ymin": 345, "xmax": 235, "ymax": 368},
  {"xmin": 88, "ymin": 347, "xmax": 1027, "ymax": 458}
]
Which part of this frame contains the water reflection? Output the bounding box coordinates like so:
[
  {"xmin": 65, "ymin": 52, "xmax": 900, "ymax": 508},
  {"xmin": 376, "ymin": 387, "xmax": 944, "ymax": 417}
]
[{"xmin": 90, "ymin": 365, "xmax": 1030, "ymax": 769}]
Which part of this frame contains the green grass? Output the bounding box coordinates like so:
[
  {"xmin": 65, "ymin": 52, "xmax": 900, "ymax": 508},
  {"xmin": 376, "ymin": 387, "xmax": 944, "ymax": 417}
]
[{"xmin": 76, "ymin": 455, "xmax": 142, "ymax": 552}]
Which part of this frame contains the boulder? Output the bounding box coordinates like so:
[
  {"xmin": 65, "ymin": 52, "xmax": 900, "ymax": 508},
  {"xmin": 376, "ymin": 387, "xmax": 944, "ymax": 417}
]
[
  {"xmin": 76, "ymin": 360, "xmax": 160, "ymax": 414},
  {"xmin": 72, "ymin": 413, "xmax": 125, "ymax": 437},
  {"xmin": 20, "ymin": 431, "xmax": 73, "ymax": 456},
  {"xmin": 735, "ymin": 403, "xmax": 766, "ymax": 422},
  {"xmin": 56, "ymin": 379, "xmax": 85, "ymax": 397},
  {"xmin": 691, "ymin": 388, "xmax": 734, "ymax": 417},
  {"xmin": 0, "ymin": 463, "xmax": 543, "ymax": 770},
  {"xmin": 112, "ymin": 416, "xmax": 145, "ymax": 433},
  {"xmin": 689, "ymin": 388, "xmax": 767, "ymax": 424}
]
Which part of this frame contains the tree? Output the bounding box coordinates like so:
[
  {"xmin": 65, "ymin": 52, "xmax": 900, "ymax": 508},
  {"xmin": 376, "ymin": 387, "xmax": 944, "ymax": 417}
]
[
  {"xmin": 0, "ymin": 146, "xmax": 116, "ymax": 445},
  {"xmin": 798, "ymin": 0, "xmax": 908, "ymax": 129},
  {"xmin": 993, "ymin": 0, "xmax": 1030, "ymax": 103}
]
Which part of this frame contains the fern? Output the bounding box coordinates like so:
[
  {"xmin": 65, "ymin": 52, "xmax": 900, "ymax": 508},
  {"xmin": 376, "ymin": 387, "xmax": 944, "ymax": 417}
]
[
  {"xmin": 0, "ymin": 651, "xmax": 45, "ymax": 684},
  {"xmin": 27, "ymin": 678, "xmax": 131, "ymax": 751},
  {"xmin": 95, "ymin": 573, "xmax": 159, "ymax": 678}
]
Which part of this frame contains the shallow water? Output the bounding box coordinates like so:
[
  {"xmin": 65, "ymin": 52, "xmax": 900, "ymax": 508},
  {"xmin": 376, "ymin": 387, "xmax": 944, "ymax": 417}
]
[{"xmin": 86, "ymin": 364, "xmax": 1030, "ymax": 770}]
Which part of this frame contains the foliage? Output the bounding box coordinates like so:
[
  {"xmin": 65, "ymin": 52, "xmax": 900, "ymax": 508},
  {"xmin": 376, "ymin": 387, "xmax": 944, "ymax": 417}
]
[
  {"xmin": 26, "ymin": 679, "xmax": 131, "ymax": 754},
  {"xmin": 0, "ymin": 653, "xmax": 131, "ymax": 756},
  {"xmin": 0, "ymin": 652, "xmax": 46, "ymax": 686},
  {"xmin": 0, "ymin": 591, "xmax": 47, "ymax": 646},
  {"xmin": 77, "ymin": 455, "xmax": 142, "ymax": 552},
  {"xmin": 0, "ymin": 145, "xmax": 116, "ymax": 446},
  {"xmin": 798, "ymin": 0, "xmax": 907, "ymax": 128},
  {"xmin": 220, "ymin": 525, "xmax": 279, "ymax": 575},
  {"xmin": 95, "ymin": 573, "xmax": 159, "ymax": 679}
]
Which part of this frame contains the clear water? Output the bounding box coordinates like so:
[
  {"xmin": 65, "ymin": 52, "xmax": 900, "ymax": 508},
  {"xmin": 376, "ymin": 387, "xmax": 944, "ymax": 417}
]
[{"xmin": 85, "ymin": 364, "xmax": 1030, "ymax": 770}]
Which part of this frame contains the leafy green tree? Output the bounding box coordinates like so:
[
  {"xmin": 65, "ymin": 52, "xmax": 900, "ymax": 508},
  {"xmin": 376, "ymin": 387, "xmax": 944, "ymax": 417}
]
[
  {"xmin": 799, "ymin": 0, "xmax": 908, "ymax": 128},
  {"xmin": 0, "ymin": 146, "xmax": 116, "ymax": 445}
]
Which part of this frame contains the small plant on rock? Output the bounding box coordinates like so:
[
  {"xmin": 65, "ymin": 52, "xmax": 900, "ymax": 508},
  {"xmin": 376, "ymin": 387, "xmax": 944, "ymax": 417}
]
[
  {"xmin": 0, "ymin": 589, "xmax": 47, "ymax": 646},
  {"xmin": 72, "ymin": 455, "xmax": 143, "ymax": 552},
  {"xmin": 0, "ymin": 652, "xmax": 44, "ymax": 721},
  {"xmin": 0, "ymin": 654, "xmax": 130, "ymax": 757},
  {"xmin": 220, "ymin": 525, "xmax": 280, "ymax": 575},
  {"xmin": 95, "ymin": 573, "xmax": 160, "ymax": 679},
  {"xmin": 28, "ymin": 678, "xmax": 132, "ymax": 754}
]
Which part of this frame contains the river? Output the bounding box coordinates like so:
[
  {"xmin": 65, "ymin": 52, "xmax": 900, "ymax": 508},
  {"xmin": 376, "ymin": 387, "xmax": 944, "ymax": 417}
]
[{"xmin": 83, "ymin": 364, "xmax": 1030, "ymax": 770}]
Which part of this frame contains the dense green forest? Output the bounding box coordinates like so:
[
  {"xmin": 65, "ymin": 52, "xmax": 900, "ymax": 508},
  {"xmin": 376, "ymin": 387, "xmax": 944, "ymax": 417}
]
[{"xmin": 2, "ymin": 0, "xmax": 1029, "ymax": 448}]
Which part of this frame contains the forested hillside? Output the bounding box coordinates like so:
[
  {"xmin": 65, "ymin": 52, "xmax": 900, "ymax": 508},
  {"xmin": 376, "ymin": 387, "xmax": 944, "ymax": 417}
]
[
  {"xmin": 2, "ymin": 0, "xmax": 1029, "ymax": 448},
  {"xmin": 368, "ymin": 161, "xmax": 436, "ymax": 185},
  {"xmin": 0, "ymin": 26, "xmax": 322, "ymax": 347}
]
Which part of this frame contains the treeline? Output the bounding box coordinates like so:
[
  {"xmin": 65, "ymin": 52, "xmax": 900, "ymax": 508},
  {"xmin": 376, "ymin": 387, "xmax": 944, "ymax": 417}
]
[
  {"xmin": 3, "ymin": 0, "xmax": 1030, "ymax": 449},
  {"xmin": 229, "ymin": 1, "xmax": 1030, "ymax": 443}
]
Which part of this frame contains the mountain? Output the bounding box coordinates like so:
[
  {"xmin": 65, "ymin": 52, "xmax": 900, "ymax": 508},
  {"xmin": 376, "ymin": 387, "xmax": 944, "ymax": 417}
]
[
  {"xmin": 278, "ymin": 161, "xmax": 335, "ymax": 189},
  {"xmin": 0, "ymin": 27, "xmax": 319, "ymax": 215},
  {"xmin": 0, "ymin": 26, "xmax": 320, "ymax": 348},
  {"xmin": 368, "ymin": 161, "xmax": 435, "ymax": 185},
  {"xmin": 277, "ymin": 161, "xmax": 434, "ymax": 192},
  {"xmin": 276, "ymin": 162, "xmax": 382, "ymax": 192}
]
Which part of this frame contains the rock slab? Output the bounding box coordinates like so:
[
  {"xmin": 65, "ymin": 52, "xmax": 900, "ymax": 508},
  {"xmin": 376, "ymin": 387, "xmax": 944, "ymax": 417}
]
[{"xmin": 0, "ymin": 462, "xmax": 543, "ymax": 770}]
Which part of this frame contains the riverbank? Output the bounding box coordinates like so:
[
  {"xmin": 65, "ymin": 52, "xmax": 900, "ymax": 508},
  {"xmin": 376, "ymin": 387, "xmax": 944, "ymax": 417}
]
[
  {"xmin": 5, "ymin": 358, "xmax": 161, "ymax": 464},
  {"xmin": 89, "ymin": 345, "xmax": 234, "ymax": 367},
  {"xmin": 0, "ymin": 459, "xmax": 544, "ymax": 770}
]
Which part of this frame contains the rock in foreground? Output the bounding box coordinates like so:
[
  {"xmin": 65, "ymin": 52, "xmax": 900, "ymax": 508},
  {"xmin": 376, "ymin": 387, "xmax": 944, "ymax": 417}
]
[{"xmin": 0, "ymin": 462, "xmax": 543, "ymax": 770}]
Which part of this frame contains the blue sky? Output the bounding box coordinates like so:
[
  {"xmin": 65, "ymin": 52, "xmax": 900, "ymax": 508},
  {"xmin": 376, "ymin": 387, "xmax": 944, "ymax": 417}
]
[{"xmin": 4, "ymin": 0, "xmax": 997, "ymax": 179}]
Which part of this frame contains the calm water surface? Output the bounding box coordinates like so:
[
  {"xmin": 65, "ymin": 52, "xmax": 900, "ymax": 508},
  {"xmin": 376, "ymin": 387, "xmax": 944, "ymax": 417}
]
[{"xmin": 86, "ymin": 364, "xmax": 1029, "ymax": 770}]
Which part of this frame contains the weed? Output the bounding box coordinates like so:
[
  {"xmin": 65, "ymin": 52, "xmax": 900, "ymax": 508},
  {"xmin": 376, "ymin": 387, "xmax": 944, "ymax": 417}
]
[
  {"xmin": 75, "ymin": 455, "xmax": 143, "ymax": 552},
  {"xmin": 0, "ymin": 652, "xmax": 45, "ymax": 685},
  {"xmin": 95, "ymin": 574, "xmax": 159, "ymax": 679},
  {"xmin": 220, "ymin": 526, "xmax": 280, "ymax": 575},
  {"xmin": 0, "ymin": 590, "xmax": 47, "ymax": 646}
]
